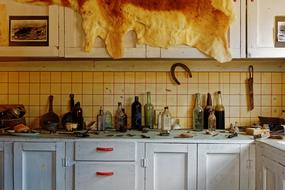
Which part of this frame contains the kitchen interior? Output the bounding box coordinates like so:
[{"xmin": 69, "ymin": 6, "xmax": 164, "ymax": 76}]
[{"xmin": 0, "ymin": 0, "xmax": 285, "ymax": 190}]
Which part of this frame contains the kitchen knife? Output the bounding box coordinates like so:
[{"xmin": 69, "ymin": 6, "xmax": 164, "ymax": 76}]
[{"xmin": 248, "ymin": 65, "xmax": 254, "ymax": 111}]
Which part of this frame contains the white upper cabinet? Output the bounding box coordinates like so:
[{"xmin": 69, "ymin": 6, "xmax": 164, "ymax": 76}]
[
  {"xmin": 158, "ymin": 0, "xmax": 245, "ymax": 59},
  {"xmin": 64, "ymin": 8, "xmax": 146, "ymax": 58},
  {"xmin": 0, "ymin": 1, "xmax": 62, "ymax": 57},
  {"xmin": 247, "ymin": 0, "xmax": 285, "ymax": 58}
]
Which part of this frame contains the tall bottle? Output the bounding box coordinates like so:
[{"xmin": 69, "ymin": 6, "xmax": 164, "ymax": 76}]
[
  {"xmin": 208, "ymin": 111, "xmax": 216, "ymax": 131},
  {"xmin": 204, "ymin": 93, "xmax": 213, "ymax": 129},
  {"xmin": 97, "ymin": 107, "xmax": 104, "ymax": 131},
  {"xmin": 144, "ymin": 92, "xmax": 154, "ymax": 128},
  {"xmin": 215, "ymin": 91, "xmax": 225, "ymax": 129},
  {"xmin": 131, "ymin": 96, "xmax": 142, "ymax": 130},
  {"xmin": 121, "ymin": 108, "xmax": 128, "ymax": 132},
  {"xmin": 193, "ymin": 93, "xmax": 204, "ymax": 131},
  {"xmin": 73, "ymin": 102, "xmax": 84, "ymax": 130},
  {"xmin": 161, "ymin": 107, "xmax": 172, "ymax": 131},
  {"xmin": 115, "ymin": 102, "xmax": 127, "ymax": 132}
]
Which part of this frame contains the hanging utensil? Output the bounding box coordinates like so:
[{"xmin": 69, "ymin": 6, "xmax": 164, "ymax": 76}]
[
  {"xmin": 247, "ymin": 65, "xmax": 254, "ymax": 111},
  {"xmin": 170, "ymin": 63, "xmax": 192, "ymax": 85}
]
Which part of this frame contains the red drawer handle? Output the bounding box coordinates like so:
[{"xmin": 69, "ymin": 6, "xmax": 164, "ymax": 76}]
[
  {"xmin": 96, "ymin": 147, "xmax": 114, "ymax": 152},
  {"xmin": 96, "ymin": 172, "xmax": 114, "ymax": 176}
]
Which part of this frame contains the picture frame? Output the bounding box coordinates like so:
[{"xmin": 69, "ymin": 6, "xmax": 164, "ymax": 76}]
[
  {"xmin": 275, "ymin": 16, "xmax": 285, "ymax": 47},
  {"xmin": 9, "ymin": 16, "xmax": 49, "ymax": 46}
]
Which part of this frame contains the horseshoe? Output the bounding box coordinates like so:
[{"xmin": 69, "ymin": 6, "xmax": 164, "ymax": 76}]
[{"xmin": 170, "ymin": 63, "xmax": 192, "ymax": 85}]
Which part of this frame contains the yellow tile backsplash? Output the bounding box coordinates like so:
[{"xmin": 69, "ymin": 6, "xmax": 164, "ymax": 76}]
[{"xmin": 0, "ymin": 70, "xmax": 284, "ymax": 129}]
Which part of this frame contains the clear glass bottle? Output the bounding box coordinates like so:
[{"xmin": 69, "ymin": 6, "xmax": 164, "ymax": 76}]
[
  {"xmin": 103, "ymin": 111, "xmax": 113, "ymax": 129},
  {"xmin": 193, "ymin": 93, "xmax": 204, "ymax": 131},
  {"xmin": 157, "ymin": 111, "xmax": 162, "ymax": 130},
  {"xmin": 120, "ymin": 108, "xmax": 128, "ymax": 132},
  {"xmin": 215, "ymin": 91, "xmax": 225, "ymax": 129},
  {"xmin": 208, "ymin": 111, "xmax": 216, "ymax": 131},
  {"xmin": 144, "ymin": 92, "xmax": 154, "ymax": 128},
  {"xmin": 96, "ymin": 107, "xmax": 104, "ymax": 131},
  {"xmin": 204, "ymin": 93, "xmax": 213, "ymax": 129},
  {"xmin": 162, "ymin": 107, "xmax": 172, "ymax": 131},
  {"xmin": 115, "ymin": 102, "xmax": 125, "ymax": 131},
  {"xmin": 131, "ymin": 96, "xmax": 142, "ymax": 130}
]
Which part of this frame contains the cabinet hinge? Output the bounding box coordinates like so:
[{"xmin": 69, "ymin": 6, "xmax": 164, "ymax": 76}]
[
  {"xmin": 62, "ymin": 158, "xmax": 75, "ymax": 167},
  {"xmin": 141, "ymin": 158, "xmax": 147, "ymax": 168}
]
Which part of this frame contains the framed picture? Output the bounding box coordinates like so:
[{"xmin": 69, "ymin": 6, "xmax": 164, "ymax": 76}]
[
  {"xmin": 9, "ymin": 16, "xmax": 49, "ymax": 46},
  {"xmin": 275, "ymin": 16, "xmax": 285, "ymax": 47}
]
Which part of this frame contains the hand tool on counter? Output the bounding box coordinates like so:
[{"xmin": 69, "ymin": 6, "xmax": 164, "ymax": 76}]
[
  {"xmin": 170, "ymin": 63, "xmax": 192, "ymax": 85},
  {"xmin": 247, "ymin": 65, "xmax": 254, "ymax": 111}
]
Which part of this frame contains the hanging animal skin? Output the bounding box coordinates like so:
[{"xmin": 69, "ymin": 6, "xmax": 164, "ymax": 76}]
[{"xmin": 16, "ymin": 0, "xmax": 235, "ymax": 63}]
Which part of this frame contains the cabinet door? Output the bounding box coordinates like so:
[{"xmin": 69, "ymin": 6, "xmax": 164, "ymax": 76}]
[
  {"xmin": 64, "ymin": 8, "xmax": 146, "ymax": 58},
  {"xmin": 198, "ymin": 144, "xmax": 249, "ymax": 190},
  {"xmin": 279, "ymin": 164, "xmax": 285, "ymax": 190},
  {"xmin": 145, "ymin": 143, "xmax": 197, "ymax": 190},
  {"xmin": 247, "ymin": 0, "xmax": 285, "ymax": 57},
  {"xmin": 14, "ymin": 142, "xmax": 65, "ymax": 190},
  {"xmin": 261, "ymin": 156, "xmax": 280, "ymax": 190},
  {"xmin": 0, "ymin": 1, "xmax": 62, "ymax": 57},
  {"xmin": 158, "ymin": 0, "xmax": 244, "ymax": 59},
  {"xmin": 0, "ymin": 142, "xmax": 13, "ymax": 190}
]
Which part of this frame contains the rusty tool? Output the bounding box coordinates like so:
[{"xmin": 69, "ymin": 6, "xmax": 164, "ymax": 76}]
[
  {"xmin": 170, "ymin": 63, "xmax": 192, "ymax": 85},
  {"xmin": 247, "ymin": 65, "xmax": 254, "ymax": 111}
]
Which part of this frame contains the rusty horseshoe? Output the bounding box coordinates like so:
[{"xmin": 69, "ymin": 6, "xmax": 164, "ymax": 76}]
[{"xmin": 170, "ymin": 63, "xmax": 192, "ymax": 85}]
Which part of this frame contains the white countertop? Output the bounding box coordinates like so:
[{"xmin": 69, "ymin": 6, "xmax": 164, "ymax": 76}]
[{"xmin": 257, "ymin": 137, "xmax": 285, "ymax": 152}]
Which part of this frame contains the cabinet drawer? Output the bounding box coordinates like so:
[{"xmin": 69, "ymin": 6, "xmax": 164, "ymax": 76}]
[
  {"xmin": 75, "ymin": 141, "xmax": 136, "ymax": 161},
  {"xmin": 75, "ymin": 162, "xmax": 136, "ymax": 190}
]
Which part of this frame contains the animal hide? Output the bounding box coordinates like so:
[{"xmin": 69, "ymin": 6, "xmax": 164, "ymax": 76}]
[{"xmin": 16, "ymin": 0, "xmax": 235, "ymax": 62}]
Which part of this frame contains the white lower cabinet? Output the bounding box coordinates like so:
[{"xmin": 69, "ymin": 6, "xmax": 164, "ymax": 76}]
[
  {"xmin": 13, "ymin": 142, "xmax": 65, "ymax": 190},
  {"xmin": 145, "ymin": 143, "xmax": 197, "ymax": 190},
  {"xmin": 0, "ymin": 142, "xmax": 13, "ymax": 190},
  {"xmin": 198, "ymin": 144, "xmax": 252, "ymax": 190}
]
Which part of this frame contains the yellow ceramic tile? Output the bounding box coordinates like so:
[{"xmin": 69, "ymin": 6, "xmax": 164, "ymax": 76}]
[
  {"xmin": 209, "ymin": 73, "xmax": 219, "ymax": 83},
  {"xmin": 82, "ymin": 72, "xmax": 93, "ymax": 83},
  {"xmin": 177, "ymin": 84, "xmax": 188, "ymax": 94},
  {"xmin": 230, "ymin": 72, "xmax": 240, "ymax": 84},
  {"xmin": 229, "ymin": 84, "xmax": 240, "ymax": 95},
  {"xmin": 254, "ymin": 84, "xmax": 261, "ymax": 95},
  {"xmin": 114, "ymin": 84, "xmax": 125, "ymax": 94},
  {"xmin": 135, "ymin": 72, "xmax": 146, "ymax": 83},
  {"xmin": 135, "ymin": 84, "xmax": 146, "ymax": 95},
  {"xmin": 168, "ymin": 106, "xmax": 176, "ymax": 117},
  {"xmin": 229, "ymin": 118, "xmax": 240, "ymax": 126},
  {"xmin": 103, "ymin": 72, "xmax": 114, "ymax": 83},
  {"xmin": 261, "ymin": 95, "xmax": 271, "ymax": 106},
  {"xmin": 0, "ymin": 95, "xmax": 8, "ymax": 104},
  {"xmin": 272, "ymin": 84, "xmax": 282, "ymax": 94},
  {"xmin": 222, "ymin": 94, "xmax": 230, "ymax": 106},
  {"xmin": 40, "ymin": 83, "xmax": 51, "ymax": 94},
  {"xmin": 167, "ymin": 95, "xmax": 177, "ymax": 106},
  {"xmin": 51, "ymin": 83, "xmax": 61, "ymax": 95},
  {"xmin": 40, "ymin": 95, "xmax": 49, "ymax": 106},
  {"xmin": 104, "ymin": 84, "xmax": 113, "ymax": 95},
  {"xmin": 82, "ymin": 83, "xmax": 93, "ymax": 94},
  {"xmin": 30, "ymin": 72, "xmax": 40, "ymax": 83},
  {"xmin": 72, "ymin": 72, "xmax": 83, "ymax": 83},
  {"xmin": 156, "ymin": 95, "xmax": 166, "ymax": 106},
  {"xmin": 224, "ymin": 106, "xmax": 230, "ymax": 117},
  {"xmin": 93, "ymin": 83, "xmax": 103, "ymax": 94},
  {"xmin": 53, "ymin": 106, "xmax": 61, "ymax": 115},
  {"xmin": 261, "ymin": 107, "xmax": 271, "ymax": 116},
  {"xmin": 177, "ymin": 95, "xmax": 188, "ymax": 106},
  {"xmin": 156, "ymin": 72, "xmax": 167, "ymax": 83},
  {"xmin": 253, "ymin": 72, "xmax": 261, "ymax": 84},
  {"xmin": 146, "ymin": 72, "xmax": 156, "ymax": 83},
  {"xmin": 220, "ymin": 83, "xmax": 230, "ymax": 94},
  {"xmin": 19, "ymin": 72, "xmax": 29, "ymax": 83},
  {"xmin": 92, "ymin": 106, "xmax": 101, "ymax": 117},
  {"xmin": 261, "ymin": 84, "xmax": 272, "ymax": 95},
  {"xmin": 198, "ymin": 83, "xmax": 208, "ymax": 94},
  {"xmin": 40, "ymin": 72, "xmax": 51, "ymax": 83},
  {"xmin": 93, "ymin": 72, "xmax": 104, "ymax": 83},
  {"xmin": 240, "ymin": 95, "xmax": 247, "ymax": 106},
  {"xmin": 272, "ymin": 95, "xmax": 282, "ymax": 107},
  {"xmin": 173, "ymin": 72, "xmax": 188, "ymax": 84},
  {"xmin": 29, "ymin": 118, "xmax": 40, "ymax": 129},
  {"xmin": 83, "ymin": 106, "xmax": 93, "ymax": 117},
  {"xmin": 0, "ymin": 83, "xmax": 8, "ymax": 94},
  {"xmin": 189, "ymin": 72, "xmax": 198, "ymax": 84},
  {"xmin": 39, "ymin": 105, "xmax": 48, "ymax": 115},
  {"xmin": 51, "ymin": 72, "xmax": 61, "ymax": 83},
  {"xmin": 8, "ymin": 72, "xmax": 18, "ymax": 83},
  {"xmin": 104, "ymin": 95, "xmax": 114, "ymax": 106},
  {"xmin": 114, "ymin": 72, "xmax": 125, "ymax": 83},
  {"xmin": 156, "ymin": 83, "xmax": 167, "ymax": 94},
  {"xmin": 198, "ymin": 72, "xmax": 209, "ymax": 83},
  {"xmin": 8, "ymin": 83, "xmax": 18, "ymax": 94},
  {"xmin": 30, "ymin": 106, "xmax": 40, "ymax": 117},
  {"xmin": 240, "ymin": 73, "xmax": 247, "ymax": 83},
  {"xmin": 82, "ymin": 95, "xmax": 93, "ymax": 105},
  {"xmin": 93, "ymin": 95, "xmax": 103, "ymax": 106},
  {"xmin": 166, "ymin": 83, "xmax": 177, "ymax": 95},
  {"xmin": 250, "ymin": 106, "xmax": 261, "ymax": 118},
  {"xmin": 19, "ymin": 95, "xmax": 29, "ymax": 105},
  {"xmin": 177, "ymin": 106, "xmax": 188, "ymax": 118},
  {"xmin": 239, "ymin": 118, "xmax": 251, "ymax": 126},
  {"xmin": 230, "ymin": 95, "xmax": 240, "ymax": 106},
  {"xmin": 178, "ymin": 118, "xmax": 188, "ymax": 128},
  {"xmin": 125, "ymin": 72, "xmax": 135, "ymax": 83},
  {"xmin": 114, "ymin": 95, "xmax": 125, "ymax": 105},
  {"xmin": 254, "ymin": 95, "xmax": 261, "ymax": 106},
  {"xmin": 53, "ymin": 95, "xmax": 61, "ymax": 106},
  {"xmin": 208, "ymin": 84, "xmax": 220, "ymax": 95},
  {"xmin": 188, "ymin": 95, "xmax": 195, "ymax": 106},
  {"xmin": 19, "ymin": 83, "xmax": 29, "ymax": 94},
  {"xmin": 272, "ymin": 107, "xmax": 281, "ymax": 117},
  {"xmin": 261, "ymin": 73, "xmax": 271, "ymax": 84},
  {"xmin": 124, "ymin": 83, "xmax": 134, "ymax": 95},
  {"xmin": 145, "ymin": 84, "xmax": 156, "ymax": 94},
  {"xmin": 8, "ymin": 95, "xmax": 18, "ymax": 104},
  {"xmin": 72, "ymin": 83, "xmax": 83, "ymax": 94},
  {"xmin": 61, "ymin": 83, "xmax": 71, "ymax": 94},
  {"xmin": 272, "ymin": 73, "xmax": 282, "ymax": 83},
  {"xmin": 0, "ymin": 72, "xmax": 8, "ymax": 82},
  {"xmin": 282, "ymin": 73, "xmax": 285, "ymax": 83},
  {"xmin": 61, "ymin": 72, "xmax": 72, "ymax": 83},
  {"xmin": 61, "ymin": 95, "xmax": 70, "ymax": 106},
  {"xmin": 240, "ymin": 107, "xmax": 251, "ymax": 118},
  {"xmin": 240, "ymin": 83, "xmax": 247, "ymax": 95},
  {"xmin": 220, "ymin": 72, "xmax": 229, "ymax": 83},
  {"xmin": 124, "ymin": 95, "xmax": 136, "ymax": 105}
]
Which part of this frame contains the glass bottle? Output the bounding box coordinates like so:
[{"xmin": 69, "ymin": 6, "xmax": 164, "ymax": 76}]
[
  {"xmin": 193, "ymin": 93, "xmax": 204, "ymax": 131},
  {"xmin": 74, "ymin": 102, "xmax": 84, "ymax": 130},
  {"xmin": 115, "ymin": 102, "xmax": 124, "ymax": 131},
  {"xmin": 131, "ymin": 96, "xmax": 142, "ymax": 130},
  {"xmin": 96, "ymin": 107, "xmax": 104, "ymax": 131},
  {"xmin": 157, "ymin": 111, "xmax": 162, "ymax": 130},
  {"xmin": 215, "ymin": 91, "xmax": 225, "ymax": 129},
  {"xmin": 162, "ymin": 107, "xmax": 172, "ymax": 131},
  {"xmin": 103, "ymin": 111, "xmax": 113, "ymax": 129},
  {"xmin": 144, "ymin": 92, "xmax": 154, "ymax": 128},
  {"xmin": 208, "ymin": 111, "xmax": 216, "ymax": 131},
  {"xmin": 204, "ymin": 93, "xmax": 213, "ymax": 129},
  {"xmin": 120, "ymin": 108, "xmax": 128, "ymax": 132}
]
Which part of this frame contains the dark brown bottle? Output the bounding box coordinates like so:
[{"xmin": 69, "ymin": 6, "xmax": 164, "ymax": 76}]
[
  {"xmin": 215, "ymin": 91, "xmax": 225, "ymax": 129},
  {"xmin": 73, "ymin": 102, "xmax": 84, "ymax": 130},
  {"xmin": 204, "ymin": 93, "xmax": 213, "ymax": 129}
]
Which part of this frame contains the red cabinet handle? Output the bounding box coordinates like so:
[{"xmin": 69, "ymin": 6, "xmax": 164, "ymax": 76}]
[
  {"xmin": 96, "ymin": 147, "xmax": 114, "ymax": 152},
  {"xmin": 96, "ymin": 172, "xmax": 114, "ymax": 176}
]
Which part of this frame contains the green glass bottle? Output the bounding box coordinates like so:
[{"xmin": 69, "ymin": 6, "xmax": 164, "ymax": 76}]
[
  {"xmin": 144, "ymin": 92, "xmax": 154, "ymax": 128},
  {"xmin": 193, "ymin": 93, "xmax": 204, "ymax": 131}
]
